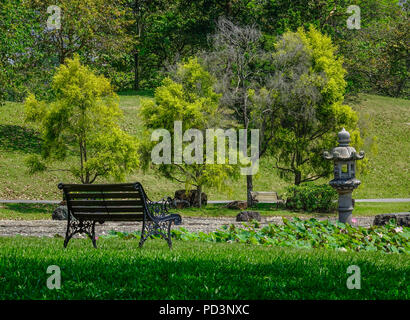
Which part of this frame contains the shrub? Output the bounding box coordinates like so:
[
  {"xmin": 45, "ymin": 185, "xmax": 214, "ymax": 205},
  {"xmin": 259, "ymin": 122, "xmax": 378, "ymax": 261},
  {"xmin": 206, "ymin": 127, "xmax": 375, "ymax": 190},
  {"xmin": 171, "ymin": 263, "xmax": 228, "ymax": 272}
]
[{"xmin": 284, "ymin": 183, "xmax": 337, "ymax": 213}]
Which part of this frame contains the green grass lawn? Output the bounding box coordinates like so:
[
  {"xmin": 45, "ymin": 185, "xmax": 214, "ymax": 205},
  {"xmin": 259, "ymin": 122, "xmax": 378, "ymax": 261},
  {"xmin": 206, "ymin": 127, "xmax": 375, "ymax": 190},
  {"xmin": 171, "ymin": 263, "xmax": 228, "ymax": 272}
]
[
  {"xmin": 0, "ymin": 93, "xmax": 409, "ymax": 200},
  {"xmin": 0, "ymin": 237, "xmax": 408, "ymax": 299},
  {"xmin": 0, "ymin": 202, "xmax": 408, "ymax": 220}
]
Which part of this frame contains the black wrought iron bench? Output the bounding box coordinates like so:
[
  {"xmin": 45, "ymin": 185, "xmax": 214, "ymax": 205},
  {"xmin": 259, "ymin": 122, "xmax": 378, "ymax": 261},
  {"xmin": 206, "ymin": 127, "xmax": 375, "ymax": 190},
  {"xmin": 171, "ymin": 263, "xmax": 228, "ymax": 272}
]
[{"xmin": 58, "ymin": 182, "xmax": 182, "ymax": 249}]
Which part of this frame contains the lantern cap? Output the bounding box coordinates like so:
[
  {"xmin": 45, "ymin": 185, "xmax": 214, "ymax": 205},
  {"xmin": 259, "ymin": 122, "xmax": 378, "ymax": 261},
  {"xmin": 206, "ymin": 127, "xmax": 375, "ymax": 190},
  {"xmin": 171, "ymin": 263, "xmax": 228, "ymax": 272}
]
[{"xmin": 338, "ymin": 128, "xmax": 350, "ymax": 146}]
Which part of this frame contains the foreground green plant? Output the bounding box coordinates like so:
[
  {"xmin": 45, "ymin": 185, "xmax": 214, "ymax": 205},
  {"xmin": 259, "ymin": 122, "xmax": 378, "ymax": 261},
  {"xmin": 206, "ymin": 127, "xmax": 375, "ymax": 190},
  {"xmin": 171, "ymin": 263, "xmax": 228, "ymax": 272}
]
[{"xmin": 105, "ymin": 218, "xmax": 410, "ymax": 254}]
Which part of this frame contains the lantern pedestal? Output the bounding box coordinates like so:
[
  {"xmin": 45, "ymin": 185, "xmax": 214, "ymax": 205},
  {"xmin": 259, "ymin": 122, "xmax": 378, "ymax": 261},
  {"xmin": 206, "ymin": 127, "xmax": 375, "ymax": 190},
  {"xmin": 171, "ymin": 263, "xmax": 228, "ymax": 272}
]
[{"xmin": 329, "ymin": 179, "xmax": 361, "ymax": 224}]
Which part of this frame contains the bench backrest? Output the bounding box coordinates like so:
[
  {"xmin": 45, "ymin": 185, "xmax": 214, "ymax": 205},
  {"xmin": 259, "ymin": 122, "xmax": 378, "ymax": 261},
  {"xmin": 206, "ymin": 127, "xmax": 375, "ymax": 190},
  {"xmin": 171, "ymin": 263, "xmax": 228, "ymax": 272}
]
[
  {"xmin": 58, "ymin": 182, "xmax": 149, "ymax": 221},
  {"xmin": 251, "ymin": 191, "xmax": 279, "ymax": 203}
]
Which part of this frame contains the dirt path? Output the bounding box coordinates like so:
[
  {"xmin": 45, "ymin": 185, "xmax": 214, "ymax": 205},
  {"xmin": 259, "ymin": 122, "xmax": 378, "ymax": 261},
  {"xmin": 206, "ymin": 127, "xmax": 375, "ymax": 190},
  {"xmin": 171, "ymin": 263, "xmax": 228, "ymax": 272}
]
[{"xmin": 0, "ymin": 216, "xmax": 376, "ymax": 238}]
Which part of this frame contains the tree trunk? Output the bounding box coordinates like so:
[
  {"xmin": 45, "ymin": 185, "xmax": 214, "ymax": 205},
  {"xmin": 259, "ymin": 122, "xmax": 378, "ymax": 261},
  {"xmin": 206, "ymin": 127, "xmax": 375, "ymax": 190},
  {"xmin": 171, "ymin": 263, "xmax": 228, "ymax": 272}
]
[
  {"xmin": 246, "ymin": 174, "xmax": 253, "ymax": 207},
  {"xmin": 134, "ymin": 51, "xmax": 139, "ymax": 91},
  {"xmin": 295, "ymin": 171, "xmax": 302, "ymax": 185},
  {"xmin": 197, "ymin": 185, "xmax": 202, "ymax": 208}
]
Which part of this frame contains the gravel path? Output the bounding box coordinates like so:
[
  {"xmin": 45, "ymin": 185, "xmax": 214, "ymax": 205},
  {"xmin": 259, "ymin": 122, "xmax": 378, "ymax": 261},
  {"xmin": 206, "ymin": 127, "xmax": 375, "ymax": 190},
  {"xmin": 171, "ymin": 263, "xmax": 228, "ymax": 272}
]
[{"xmin": 0, "ymin": 216, "xmax": 376, "ymax": 238}]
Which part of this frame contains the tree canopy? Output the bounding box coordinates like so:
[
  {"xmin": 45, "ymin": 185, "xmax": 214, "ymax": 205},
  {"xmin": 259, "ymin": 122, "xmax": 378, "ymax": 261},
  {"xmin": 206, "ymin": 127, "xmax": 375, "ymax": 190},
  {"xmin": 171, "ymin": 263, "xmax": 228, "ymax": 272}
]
[
  {"xmin": 268, "ymin": 27, "xmax": 363, "ymax": 185},
  {"xmin": 140, "ymin": 58, "xmax": 239, "ymax": 207},
  {"xmin": 24, "ymin": 55, "xmax": 139, "ymax": 183}
]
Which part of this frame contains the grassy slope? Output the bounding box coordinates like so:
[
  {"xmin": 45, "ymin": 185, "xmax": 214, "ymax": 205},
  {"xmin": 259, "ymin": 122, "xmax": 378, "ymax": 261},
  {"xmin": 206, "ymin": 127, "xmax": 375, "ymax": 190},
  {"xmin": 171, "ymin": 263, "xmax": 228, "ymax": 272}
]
[
  {"xmin": 0, "ymin": 237, "xmax": 408, "ymax": 299},
  {"xmin": 0, "ymin": 94, "xmax": 409, "ymax": 202},
  {"xmin": 351, "ymin": 94, "xmax": 410, "ymax": 198}
]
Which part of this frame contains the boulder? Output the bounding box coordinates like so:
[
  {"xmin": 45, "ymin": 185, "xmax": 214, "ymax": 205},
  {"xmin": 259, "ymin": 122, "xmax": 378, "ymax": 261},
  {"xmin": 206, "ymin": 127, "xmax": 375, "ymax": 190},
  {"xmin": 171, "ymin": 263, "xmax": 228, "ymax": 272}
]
[
  {"xmin": 226, "ymin": 200, "xmax": 247, "ymax": 210},
  {"xmin": 174, "ymin": 199, "xmax": 191, "ymax": 209},
  {"xmin": 174, "ymin": 189, "xmax": 207, "ymax": 207},
  {"xmin": 175, "ymin": 189, "xmax": 191, "ymax": 202},
  {"xmin": 373, "ymin": 213, "xmax": 410, "ymax": 227},
  {"xmin": 236, "ymin": 211, "xmax": 261, "ymax": 222},
  {"xmin": 52, "ymin": 205, "xmax": 68, "ymax": 220},
  {"xmin": 190, "ymin": 190, "xmax": 207, "ymax": 207}
]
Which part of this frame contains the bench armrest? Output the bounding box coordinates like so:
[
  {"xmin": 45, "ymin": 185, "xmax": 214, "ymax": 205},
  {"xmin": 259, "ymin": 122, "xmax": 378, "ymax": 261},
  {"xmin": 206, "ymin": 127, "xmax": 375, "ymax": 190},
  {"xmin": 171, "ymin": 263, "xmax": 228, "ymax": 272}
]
[{"xmin": 146, "ymin": 196, "xmax": 182, "ymax": 224}]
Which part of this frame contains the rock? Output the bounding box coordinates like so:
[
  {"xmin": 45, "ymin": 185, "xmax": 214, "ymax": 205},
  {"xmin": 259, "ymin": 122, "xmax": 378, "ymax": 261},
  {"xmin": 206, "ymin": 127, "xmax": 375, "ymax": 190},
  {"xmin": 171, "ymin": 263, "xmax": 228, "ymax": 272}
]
[
  {"xmin": 52, "ymin": 206, "xmax": 68, "ymax": 220},
  {"xmin": 190, "ymin": 190, "xmax": 207, "ymax": 207},
  {"xmin": 236, "ymin": 211, "xmax": 261, "ymax": 222},
  {"xmin": 174, "ymin": 199, "xmax": 191, "ymax": 209},
  {"xmin": 373, "ymin": 213, "xmax": 410, "ymax": 227},
  {"xmin": 226, "ymin": 200, "xmax": 248, "ymax": 210},
  {"xmin": 174, "ymin": 189, "xmax": 207, "ymax": 207},
  {"xmin": 175, "ymin": 190, "xmax": 191, "ymax": 202}
]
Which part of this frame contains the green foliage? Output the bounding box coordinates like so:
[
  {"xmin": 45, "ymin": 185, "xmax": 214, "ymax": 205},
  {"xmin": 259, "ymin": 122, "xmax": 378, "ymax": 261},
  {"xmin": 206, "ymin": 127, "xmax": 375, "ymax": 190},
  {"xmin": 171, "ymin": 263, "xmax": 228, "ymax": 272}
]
[
  {"xmin": 1, "ymin": 0, "xmax": 407, "ymax": 99},
  {"xmin": 107, "ymin": 218, "xmax": 409, "ymax": 254},
  {"xmin": 0, "ymin": 0, "xmax": 44, "ymax": 101},
  {"xmin": 338, "ymin": 1, "xmax": 409, "ymax": 98},
  {"xmin": 284, "ymin": 183, "xmax": 337, "ymax": 213},
  {"xmin": 23, "ymin": 55, "xmax": 139, "ymax": 183},
  {"xmin": 270, "ymin": 26, "xmax": 364, "ymax": 185},
  {"xmin": 141, "ymin": 57, "xmax": 221, "ymax": 131}
]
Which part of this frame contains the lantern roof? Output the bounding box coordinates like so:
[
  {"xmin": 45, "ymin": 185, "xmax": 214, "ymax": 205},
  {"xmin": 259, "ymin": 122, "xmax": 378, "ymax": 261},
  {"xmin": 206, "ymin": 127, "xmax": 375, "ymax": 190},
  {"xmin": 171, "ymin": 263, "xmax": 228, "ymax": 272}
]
[{"xmin": 323, "ymin": 128, "xmax": 365, "ymax": 161}]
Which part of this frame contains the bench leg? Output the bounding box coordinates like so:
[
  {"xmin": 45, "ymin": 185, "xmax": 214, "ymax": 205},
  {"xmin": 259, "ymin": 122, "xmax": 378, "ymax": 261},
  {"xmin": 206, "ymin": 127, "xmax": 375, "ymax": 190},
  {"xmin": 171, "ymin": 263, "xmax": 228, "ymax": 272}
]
[
  {"xmin": 166, "ymin": 220, "xmax": 173, "ymax": 249},
  {"xmin": 139, "ymin": 220, "xmax": 147, "ymax": 248},
  {"xmin": 64, "ymin": 217, "xmax": 97, "ymax": 249},
  {"xmin": 88, "ymin": 221, "xmax": 97, "ymax": 249},
  {"xmin": 139, "ymin": 220, "xmax": 174, "ymax": 249}
]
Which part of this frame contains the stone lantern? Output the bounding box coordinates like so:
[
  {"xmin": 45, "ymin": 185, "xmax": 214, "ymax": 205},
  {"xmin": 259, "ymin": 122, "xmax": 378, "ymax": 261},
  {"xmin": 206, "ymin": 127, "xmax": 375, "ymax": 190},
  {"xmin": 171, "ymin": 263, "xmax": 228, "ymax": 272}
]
[{"xmin": 323, "ymin": 128, "xmax": 365, "ymax": 224}]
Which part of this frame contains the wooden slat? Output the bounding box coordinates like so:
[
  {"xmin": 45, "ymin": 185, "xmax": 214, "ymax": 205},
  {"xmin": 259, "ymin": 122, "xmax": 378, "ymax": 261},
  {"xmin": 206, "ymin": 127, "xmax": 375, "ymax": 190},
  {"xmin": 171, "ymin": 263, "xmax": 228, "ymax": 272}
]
[
  {"xmin": 71, "ymin": 206, "xmax": 144, "ymax": 213},
  {"xmin": 62, "ymin": 183, "xmax": 138, "ymax": 192},
  {"xmin": 70, "ymin": 200, "xmax": 144, "ymax": 207},
  {"xmin": 251, "ymin": 191, "xmax": 279, "ymax": 202},
  {"xmin": 73, "ymin": 213, "xmax": 144, "ymax": 221},
  {"xmin": 67, "ymin": 192, "xmax": 142, "ymax": 199}
]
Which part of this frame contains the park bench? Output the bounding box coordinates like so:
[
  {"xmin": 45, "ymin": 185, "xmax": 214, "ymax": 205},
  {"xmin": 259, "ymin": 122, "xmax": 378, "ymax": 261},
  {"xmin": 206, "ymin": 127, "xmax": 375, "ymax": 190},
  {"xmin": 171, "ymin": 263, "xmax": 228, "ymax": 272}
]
[
  {"xmin": 58, "ymin": 182, "xmax": 182, "ymax": 249},
  {"xmin": 250, "ymin": 191, "xmax": 284, "ymax": 208}
]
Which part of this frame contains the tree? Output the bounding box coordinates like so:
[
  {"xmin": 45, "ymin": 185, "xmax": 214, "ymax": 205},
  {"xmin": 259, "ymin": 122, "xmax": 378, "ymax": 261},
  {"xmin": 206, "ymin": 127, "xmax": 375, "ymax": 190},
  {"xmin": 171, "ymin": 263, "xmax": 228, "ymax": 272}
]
[
  {"xmin": 269, "ymin": 26, "xmax": 363, "ymax": 185},
  {"xmin": 0, "ymin": 0, "xmax": 43, "ymax": 102},
  {"xmin": 24, "ymin": 55, "xmax": 139, "ymax": 183},
  {"xmin": 202, "ymin": 18, "xmax": 276, "ymax": 206},
  {"xmin": 25, "ymin": 0, "xmax": 132, "ymax": 92},
  {"xmin": 140, "ymin": 57, "xmax": 239, "ymax": 207}
]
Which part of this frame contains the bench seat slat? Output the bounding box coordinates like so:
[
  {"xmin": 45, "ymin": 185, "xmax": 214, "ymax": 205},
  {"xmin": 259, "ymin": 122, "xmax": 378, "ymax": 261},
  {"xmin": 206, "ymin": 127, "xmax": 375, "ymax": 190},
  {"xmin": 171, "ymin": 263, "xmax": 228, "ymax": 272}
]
[
  {"xmin": 251, "ymin": 191, "xmax": 282, "ymax": 203},
  {"xmin": 67, "ymin": 192, "xmax": 142, "ymax": 199},
  {"xmin": 71, "ymin": 206, "xmax": 144, "ymax": 213},
  {"xmin": 73, "ymin": 213, "xmax": 144, "ymax": 221},
  {"xmin": 70, "ymin": 200, "xmax": 143, "ymax": 207},
  {"xmin": 63, "ymin": 183, "xmax": 138, "ymax": 192}
]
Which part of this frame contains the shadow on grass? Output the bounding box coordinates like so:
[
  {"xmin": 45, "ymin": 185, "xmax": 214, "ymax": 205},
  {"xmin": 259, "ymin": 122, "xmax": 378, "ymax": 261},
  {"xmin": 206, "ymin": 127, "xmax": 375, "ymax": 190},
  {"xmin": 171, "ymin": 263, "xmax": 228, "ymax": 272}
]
[{"xmin": 0, "ymin": 124, "xmax": 42, "ymax": 153}]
